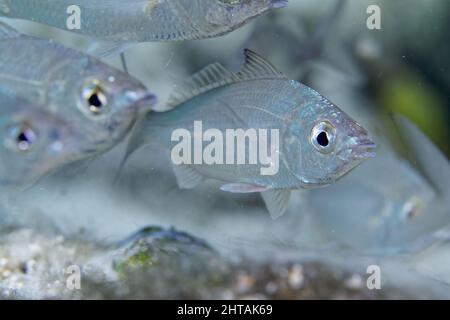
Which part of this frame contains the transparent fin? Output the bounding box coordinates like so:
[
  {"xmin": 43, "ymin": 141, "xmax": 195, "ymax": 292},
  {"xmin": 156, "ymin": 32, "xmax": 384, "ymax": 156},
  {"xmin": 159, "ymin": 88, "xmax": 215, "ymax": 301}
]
[
  {"xmin": 391, "ymin": 113, "xmax": 450, "ymax": 198},
  {"xmin": 261, "ymin": 189, "xmax": 291, "ymax": 219},
  {"xmin": 167, "ymin": 49, "xmax": 287, "ymax": 108},
  {"xmin": 220, "ymin": 183, "xmax": 269, "ymax": 193},
  {"xmin": 86, "ymin": 39, "xmax": 135, "ymax": 59},
  {"xmin": 172, "ymin": 165, "xmax": 204, "ymax": 189},
  {"xmin": 0, "ymin": 21, "xmax": 20, "ymax": 39}
]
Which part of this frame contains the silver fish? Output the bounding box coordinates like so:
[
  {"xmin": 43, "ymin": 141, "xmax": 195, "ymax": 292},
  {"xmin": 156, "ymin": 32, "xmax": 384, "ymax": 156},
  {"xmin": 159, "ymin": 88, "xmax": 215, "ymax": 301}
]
[
  {"xmin": 0, "ymin": 0, "xmax": 287, "ymax": 43},
  {"xmin": 0, "ymin": 88, "xmax": 83, "ymax": 190},
  {"xmin": 0, "ymin": 22, "xmax": 156, "ymax": 160},
  {"xmin": 123, "ymin": 50, "xmax": 376, "ymax": 219},
  {"xmin": 307, "ymin": 115, "xmax": 450, "ymax": 255}
]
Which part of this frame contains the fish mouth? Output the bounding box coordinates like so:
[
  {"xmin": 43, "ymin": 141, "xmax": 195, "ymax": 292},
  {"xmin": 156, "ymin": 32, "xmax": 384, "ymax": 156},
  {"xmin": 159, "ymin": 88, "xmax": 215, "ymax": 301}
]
[
  {"xmin": 130, "ymin": 92, "xmax": 158, "ymax": 115},
  {"xmin": 351, "ymin": 139, "xmax": 377, "ymax": 160},
  {"xmin": 271, "ymin": 0, "xmax": 289, "ymax": 9}
]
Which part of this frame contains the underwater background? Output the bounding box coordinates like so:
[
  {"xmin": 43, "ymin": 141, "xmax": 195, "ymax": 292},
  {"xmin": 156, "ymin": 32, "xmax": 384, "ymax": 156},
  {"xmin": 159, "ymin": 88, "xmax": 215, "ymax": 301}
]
[{"xmin": 0, "ymin": 0, "xmax": 449, "ymax": 299}]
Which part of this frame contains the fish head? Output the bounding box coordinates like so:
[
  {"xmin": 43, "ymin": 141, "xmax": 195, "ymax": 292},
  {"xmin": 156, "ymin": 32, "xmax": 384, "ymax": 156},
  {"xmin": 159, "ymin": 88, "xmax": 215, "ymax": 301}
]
[
  {"xmin": 205, "ymin": 0, "xmax": 288, "ymax": 30},
  {"xmin": 58, "ymin": 59, "xmax": 156, "ymax": 150},
  {"xmin": 286, "ymin": 87, "xmax": 376, "ymax": 187},
  {"xmin": 0, "ymin": 102, "xmax": 83, "ymax": 189}
]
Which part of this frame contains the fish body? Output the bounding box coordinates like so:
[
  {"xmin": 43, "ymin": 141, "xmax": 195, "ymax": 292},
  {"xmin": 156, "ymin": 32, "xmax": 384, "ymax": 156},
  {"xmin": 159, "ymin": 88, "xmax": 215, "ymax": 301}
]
[
  {"xmin": 0, "ymin": 22, "xmax": 156, "ymax": 160},
  {"xmin": 125, "ymin": 50, "xmax": 375, "ymax": 218},
  {"xmin": 0, "ymin": 0, "xmax": 287, "ymax": 42},
  {"xmin": 0, "ymin": 88, "xmax": 84, "ymax": 190}
]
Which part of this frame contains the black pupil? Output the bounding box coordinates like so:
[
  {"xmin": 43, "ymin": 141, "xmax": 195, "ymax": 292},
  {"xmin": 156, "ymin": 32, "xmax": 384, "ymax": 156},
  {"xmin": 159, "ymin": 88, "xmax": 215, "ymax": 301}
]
[
  {"xmin": 317, "ymin": 131, "xmax": 329, "ymax": 147},
  {"xmin": 89, "ymin": 92, "xmax": 103, "ymax": 108},
  {"xmin": 17, "ymin": 132, "xmax": 29, "ymax": 143}
]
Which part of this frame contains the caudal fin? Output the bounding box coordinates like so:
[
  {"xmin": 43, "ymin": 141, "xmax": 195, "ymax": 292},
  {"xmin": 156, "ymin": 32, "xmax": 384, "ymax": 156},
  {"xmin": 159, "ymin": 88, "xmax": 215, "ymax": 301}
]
[{"xmin": 391, "ymin": 113, "xmax": 450, "ymax": 200}]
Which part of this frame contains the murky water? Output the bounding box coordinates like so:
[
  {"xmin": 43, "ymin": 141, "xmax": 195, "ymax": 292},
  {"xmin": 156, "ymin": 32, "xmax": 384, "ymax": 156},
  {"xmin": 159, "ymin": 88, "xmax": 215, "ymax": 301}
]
[{"xmin": 0, "ymin": 0, "xmax": 449, "ymax": 299}]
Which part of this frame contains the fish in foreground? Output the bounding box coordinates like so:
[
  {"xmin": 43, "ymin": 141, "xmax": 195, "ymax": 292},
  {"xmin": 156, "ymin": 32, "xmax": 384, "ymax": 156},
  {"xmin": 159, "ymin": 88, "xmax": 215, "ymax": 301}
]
[
  {"xmin": 308, "ymin": 114, "xmax": 450, "ymax": 254},
  {"xmin": 0, "ymin": 89, "xmax": 83, "ymax": 190},
  {"xmin": 123, "ymin": 49, "xmax": 376, "ymax": 219},
  {"xmin": 0, "ymin": 0, "xmax": 288, "ymax": 56},
  {"xmin": 0, "ymin": 22, "xmax": 156, "ymax": 160}
]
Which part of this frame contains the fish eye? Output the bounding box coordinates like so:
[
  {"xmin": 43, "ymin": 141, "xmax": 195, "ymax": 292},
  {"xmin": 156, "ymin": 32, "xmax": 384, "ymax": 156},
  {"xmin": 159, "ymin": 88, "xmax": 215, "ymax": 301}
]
[
  {"xmin": 81, "ymin": 79, "xmax": 108, "ymax": 115},
  {"xmin": 402, "ymin": 197, "xmax": 423, "ymax": 220},
  {"xmin": 310, "ymin": 121, "xmax": 336, "ymax": 153},
  {"xmin": 5, "ymin": 122, "xmax": 38, "ymax": 152}
]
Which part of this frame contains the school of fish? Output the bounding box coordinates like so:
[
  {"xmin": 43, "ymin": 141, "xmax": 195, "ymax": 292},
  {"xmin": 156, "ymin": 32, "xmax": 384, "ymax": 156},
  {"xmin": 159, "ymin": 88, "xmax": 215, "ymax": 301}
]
[{"xmin": 1, "ymin": 0, "xmax": 447, "ymax": 258}]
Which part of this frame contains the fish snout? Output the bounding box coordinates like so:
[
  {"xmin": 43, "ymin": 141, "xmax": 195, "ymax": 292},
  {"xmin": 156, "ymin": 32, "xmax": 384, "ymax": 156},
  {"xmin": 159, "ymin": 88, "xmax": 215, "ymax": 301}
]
[
  {"xmin": 342, "ymin": 119, "xmax": 376, "ymax": 160},
  {"xmin": 126, "ymin": 90, "xmax": 157, "ymax": 115},
  {"xmin": 135, "ymin": 91, "xmax": 158, "ymax": 115},
  {"xmin": 350, "ymin": 136, "xmax": 377, "ymax": 160},
  {"xmin": 271, "ymin": 0, "xmax": 289, "ymax": 9}
]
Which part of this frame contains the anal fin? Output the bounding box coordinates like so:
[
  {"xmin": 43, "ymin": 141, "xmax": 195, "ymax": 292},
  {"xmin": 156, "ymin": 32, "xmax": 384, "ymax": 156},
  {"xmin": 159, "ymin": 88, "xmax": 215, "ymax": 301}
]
[
  {"xmin": 172, "ymin": 165, "xmax": 204, "ymax": 189},
  {"xmin": 261, "ymin": 189, "xmax": 291, "ymax": 219}
]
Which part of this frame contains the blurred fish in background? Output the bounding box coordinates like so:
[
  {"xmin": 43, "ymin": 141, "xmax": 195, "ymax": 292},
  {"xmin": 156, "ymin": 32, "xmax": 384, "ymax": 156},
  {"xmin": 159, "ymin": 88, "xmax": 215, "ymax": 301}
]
[
  {"xmin": 0, "ymin": 22, "xmax": 157, "ymax": 161},
  {"xmin": 0, "ymin": 0, "xmax": 449, "ymax": 299},
  {"xmin": 0, "ymin": 88, "xmax": 81, "ymax": 192},
  {"xmin": 0, "ymin": 0, "xmax": 288, "ymax": 43},
  {"xmin": 0, "ymin": 0, "xmax": 288, "ymax": 61}
]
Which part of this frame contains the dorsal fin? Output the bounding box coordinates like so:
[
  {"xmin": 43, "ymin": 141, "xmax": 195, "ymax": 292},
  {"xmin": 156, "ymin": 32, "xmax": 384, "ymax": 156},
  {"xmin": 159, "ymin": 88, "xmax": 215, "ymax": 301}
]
[
  {"xmin": 236, "ymin": 49, "xmax": 287, "ymax": 81},
  {"xmin": 167, "ymin": 49, "xmax": 287, "ymax": 108},
  {"xmin": 0, "ymin": 21, "xmax": 20, "ymax": 39},
  {"xmin": 167, "ymin": 63, "xmax": 233, "ymax": 108}
]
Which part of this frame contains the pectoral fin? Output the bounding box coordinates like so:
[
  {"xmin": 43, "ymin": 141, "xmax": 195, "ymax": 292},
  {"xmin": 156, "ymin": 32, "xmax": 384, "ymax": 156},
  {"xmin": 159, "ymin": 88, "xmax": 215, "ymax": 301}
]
[
  {"xmin": 172, "ymin": 165, "xmax": 204, "ymax": 189},
  {"xmin": 0, "ymin": 21, "xmax": 21, "ymax": 39},
  {"xmin": 261, "ymin": 190, "xmax": 291, "ymax": 219},
  {"xmin": 86, "ymin": 39, "xmax": 135, "ymax": 59}
]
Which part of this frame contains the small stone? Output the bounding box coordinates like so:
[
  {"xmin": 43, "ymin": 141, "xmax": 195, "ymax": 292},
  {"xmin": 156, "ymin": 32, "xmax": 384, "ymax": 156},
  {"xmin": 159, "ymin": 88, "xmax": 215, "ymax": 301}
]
[
  {"xmin": 288, "ymin": 264, "xmax": 304, "ymax": 289},
  {"xmin": 0, "ymin": 258, "xmax": 7, "ymax": 268},
  {"xmin": 236, "ymin": 272, "xmax": 255, "ymax": 293},
  {"xmin": 265, "ymin": 281, "xmax": 278, "ymax": 295},
  {"xmin": 345, "ymin": 274, "xmax": 364, "ymax": 290},
  {"xmin": 2, "ymin": 270, "xmax": 12, "ymax": 278}
]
